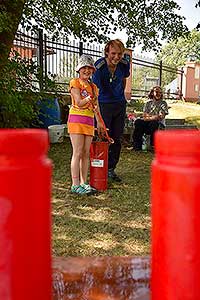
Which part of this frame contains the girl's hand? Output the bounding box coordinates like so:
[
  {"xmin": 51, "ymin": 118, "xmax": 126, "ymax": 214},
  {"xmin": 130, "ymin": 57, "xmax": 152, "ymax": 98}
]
[
  {"xmin": 84, "ymin": 95, "xmax": 91, "ymax": 103},
  {"xmin": 85, "ymin": 97, "xmax": 97, "ymax": 111},
  {"xmin": 97, "ymin": 122, "xmax": 105, "ymax": 135},
  {"xmin": 86, "ymin": 102, "xmax": 95, "ymax": 110},
  {"xmin": 83, "ymin": 96, "xmax": 92, "ymax": 109},
  {"xmin": 92, "ymin": 104, "xmax": 98, "ymax": 112}
]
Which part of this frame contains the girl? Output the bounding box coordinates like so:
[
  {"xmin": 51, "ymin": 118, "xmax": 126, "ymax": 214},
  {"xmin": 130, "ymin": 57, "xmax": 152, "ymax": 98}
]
[{"xmin": 68, "ymin": 55, "xmax": 104, "ymax": 195}]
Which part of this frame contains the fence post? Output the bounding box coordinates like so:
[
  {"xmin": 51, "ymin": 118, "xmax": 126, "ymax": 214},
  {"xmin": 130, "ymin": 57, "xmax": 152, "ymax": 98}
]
[
  {"xmin": 159, "ymin": 60, "xmax": 162, "ymax": 86},
  {"xmin": 180, "ymin": 67, "xmax": 183, "ymax": 96},
  {"xmin": 79, "ymin": 41, "xmax": 83, "ymax": 56},
  {"xmin": 44, "ymin": 34, "xmax": 47, "ymax": 78},
  {"xmin": 38, "ymin": 29, "xmax": 44, "ymax": 90}
]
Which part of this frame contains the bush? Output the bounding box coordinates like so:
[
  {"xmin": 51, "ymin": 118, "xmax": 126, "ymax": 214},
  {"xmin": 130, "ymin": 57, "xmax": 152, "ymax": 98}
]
[
  {"xmin": 129, "ymin": 98, "xmax": 145, "ymax": 112},
  {"xmin": 0, "ymin": 51, "xmax": 57, "ymax": 128}
]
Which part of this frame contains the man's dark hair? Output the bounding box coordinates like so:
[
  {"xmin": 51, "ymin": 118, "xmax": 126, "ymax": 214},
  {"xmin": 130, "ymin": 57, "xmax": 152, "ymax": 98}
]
[{"xmin": 148, "ymin": 86, "xmax": 163, "ymax": 99}]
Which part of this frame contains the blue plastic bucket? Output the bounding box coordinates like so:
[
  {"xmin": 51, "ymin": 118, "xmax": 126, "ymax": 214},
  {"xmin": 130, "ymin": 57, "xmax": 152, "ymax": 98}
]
[{"xmin": 37, "ymin": 98, "xmax": 61, "ymax": 128}]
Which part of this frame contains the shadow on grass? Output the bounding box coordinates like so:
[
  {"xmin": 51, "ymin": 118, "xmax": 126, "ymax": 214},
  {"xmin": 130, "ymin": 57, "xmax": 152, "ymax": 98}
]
[{"xmin": 48, "ymin": 138, "xmax": 154, "ymax": 257}]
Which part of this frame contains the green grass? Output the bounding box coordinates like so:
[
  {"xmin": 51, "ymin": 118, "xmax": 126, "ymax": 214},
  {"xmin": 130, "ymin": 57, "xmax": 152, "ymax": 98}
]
[
  {"xmin": 49, "ymin": 102, "xmax": 200, "ymax": 257},
  {"xmin": 49, "ymin": 138, "xmax": 153, "ymax": 257}
]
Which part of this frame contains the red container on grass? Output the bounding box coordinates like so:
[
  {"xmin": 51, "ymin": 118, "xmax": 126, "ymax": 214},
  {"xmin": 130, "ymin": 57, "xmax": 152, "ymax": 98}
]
[
  {"xmin": 151, "ymin": 130, "xmax": 200, "ymax": 300},
  {"xmin": 0, "ymin": 129, "xmax": 52, "ymax": 300},
  {"xmin": 90, "ymin": 141, "xmax": 109, "ymax": 191}
]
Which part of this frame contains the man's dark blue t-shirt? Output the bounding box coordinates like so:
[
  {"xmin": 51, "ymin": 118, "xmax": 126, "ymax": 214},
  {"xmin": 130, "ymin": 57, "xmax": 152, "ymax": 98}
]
[{"xmin": 92, "ymin": 57, "xmax": 130, "ymax": 103}]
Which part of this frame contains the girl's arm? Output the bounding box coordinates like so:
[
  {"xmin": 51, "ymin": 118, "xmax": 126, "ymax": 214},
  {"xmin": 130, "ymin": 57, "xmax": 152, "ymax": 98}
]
[
  {"xmin": 93, "ymin": 100, "xmax": 104, "ymax": 133},
  {"xmin": 71, "ymin": 87, "xmax": 90, "ymax": 107}
]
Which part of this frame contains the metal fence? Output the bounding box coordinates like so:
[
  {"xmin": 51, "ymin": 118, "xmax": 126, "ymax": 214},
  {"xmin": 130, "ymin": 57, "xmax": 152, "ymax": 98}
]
[
  {"xmin": 13, "ymin": 29, "xmax": 104, "ymax": 93},
  {"xmin": 131, "ymin": 56, "xmax": 183, "ymax": 99},
  {"xmin": 13, "ymin": 29, "xmax": 183, "ymax": 98}
]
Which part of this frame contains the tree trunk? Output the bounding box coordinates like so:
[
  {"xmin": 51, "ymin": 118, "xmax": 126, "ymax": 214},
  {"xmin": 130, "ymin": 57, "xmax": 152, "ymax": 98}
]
[{"xmin": 0, "ymin": 0, "xmax": 26, "ymax": 76}]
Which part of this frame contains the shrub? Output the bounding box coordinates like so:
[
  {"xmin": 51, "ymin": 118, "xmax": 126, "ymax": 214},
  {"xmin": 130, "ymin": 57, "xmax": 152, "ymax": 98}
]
[
  {"xmin": 0, "ymin": 51, "xmax": 57, "ymax": 128},
  {"xmin": 129, "ymin": 98, "xmax": 146, "ymax": 112}
]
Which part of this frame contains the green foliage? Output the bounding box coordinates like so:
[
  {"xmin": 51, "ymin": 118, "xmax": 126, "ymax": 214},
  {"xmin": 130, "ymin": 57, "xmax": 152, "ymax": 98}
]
[
  {"xmin": 196, "ymin": 0, "xmax": 200, "ymax": 29},
  {"xmin": 128, "ymin": 98, "xmax": 145, "ymax": 112},
  {"xmin": 21, "ymin": 0, "xmax": 189, "ymax": 51},
  {"xmin": 0, "ymin": 51, "xmax": 58, "ymax": 128},
  {"xmin": 156, "ymin": 30, "xmax": 200, "ymax": 88},
  {"xmin": 0, "ymin": 1, "xmax": 199, "ymax": 127},
  {"xmin": 0, "ymin": 10, "xmax": 10, "ymax": 32},
  {"xmin": 158, "ymin": 30, "xmax": 200, "ymax": 67},
  {"xmin": 132, "ymin": 65, "xmax": 159, "ymax": 93}
]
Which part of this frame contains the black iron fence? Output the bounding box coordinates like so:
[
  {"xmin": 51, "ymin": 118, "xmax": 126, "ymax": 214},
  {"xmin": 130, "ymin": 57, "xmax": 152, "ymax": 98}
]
[
  {"xmin": 131, "ymin": 56, "xmax": 183, "ymax": 99},
  {"xmin": 13, "ymin": 29, "xmax": 183, "ymax": 98}
]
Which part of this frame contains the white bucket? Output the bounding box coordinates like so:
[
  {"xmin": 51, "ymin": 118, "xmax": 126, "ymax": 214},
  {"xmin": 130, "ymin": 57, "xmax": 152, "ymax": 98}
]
[{"xmin": 48, "ymin": 124, "xmax": 66, "ymax": 143}]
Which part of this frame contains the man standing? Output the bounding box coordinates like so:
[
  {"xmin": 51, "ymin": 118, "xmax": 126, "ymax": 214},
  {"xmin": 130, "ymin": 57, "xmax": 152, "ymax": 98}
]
[
  {"xmin": 176, "ymin": 87, "xmax": 182, "ymax": 100},
  {"xmin": 93, "ymin": 39, "xmax": 130, "ymax": 182}
]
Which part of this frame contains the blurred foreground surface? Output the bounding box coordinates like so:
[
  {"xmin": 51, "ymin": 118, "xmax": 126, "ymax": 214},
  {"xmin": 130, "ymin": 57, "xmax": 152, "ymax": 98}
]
[{"xmin": 52, "ymin": 256, "xmax": 150, "ymax": 300}]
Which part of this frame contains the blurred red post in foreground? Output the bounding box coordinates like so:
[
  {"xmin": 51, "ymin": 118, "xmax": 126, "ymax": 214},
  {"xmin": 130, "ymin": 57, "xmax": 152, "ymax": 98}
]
[
  {"xmin": 151, "ymin": 130, "xmax": 200, "ymax": 300},
  {"xmin": 0, "ymin": 129, "xmax": 52, "ymax": 300}
]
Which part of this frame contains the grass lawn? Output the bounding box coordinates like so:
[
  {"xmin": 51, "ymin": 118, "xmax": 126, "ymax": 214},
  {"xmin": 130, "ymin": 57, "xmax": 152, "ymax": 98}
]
[
  {"xmin": 49, "ymin": 139, "xmax": 153, "ymax": 257},
  {"xmin": 49, "ymin": 100, "xmax": 200, "ymax": 257},
  {"xmin": 166, "ymin": 100, "xmax": 200, "ymax": 126}
]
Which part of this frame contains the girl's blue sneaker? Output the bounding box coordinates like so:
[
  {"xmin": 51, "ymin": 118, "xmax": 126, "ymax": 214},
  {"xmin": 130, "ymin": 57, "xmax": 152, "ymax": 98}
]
[
  {"xmin": 71, "ymin": 184, "xmax": 93, "ymax": 195},
  {"xmin": 80, "ymin": 183, "xmax": 97, "ymax": 194}
]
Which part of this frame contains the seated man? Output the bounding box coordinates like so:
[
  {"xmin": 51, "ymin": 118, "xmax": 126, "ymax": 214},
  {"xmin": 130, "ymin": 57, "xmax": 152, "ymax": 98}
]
[{"xmin": 131, "ymin": 86, "xmax": 168, "ymax": 151}]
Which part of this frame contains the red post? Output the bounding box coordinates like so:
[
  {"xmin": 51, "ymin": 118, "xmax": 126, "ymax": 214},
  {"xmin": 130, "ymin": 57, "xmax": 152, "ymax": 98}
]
[
  {"xmin": 151, "ymin": 130, "xmax": 200, "ymax": 300},
  {"xmin": 0, "ymin": 129, "xmax": 52, "ymax": 300}
]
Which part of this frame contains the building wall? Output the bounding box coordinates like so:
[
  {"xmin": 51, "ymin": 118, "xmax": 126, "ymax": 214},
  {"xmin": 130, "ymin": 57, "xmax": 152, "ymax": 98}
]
[
  {"xmin": 182, "ymin": 62, "xmax": 200, "ymax": 102},
  {"xmin": 12, "ymin": 46, "xmax": 34, "ymax": 59}
]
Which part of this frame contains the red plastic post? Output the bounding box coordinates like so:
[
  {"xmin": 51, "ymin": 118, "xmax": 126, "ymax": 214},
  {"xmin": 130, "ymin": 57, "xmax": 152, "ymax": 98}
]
[
  {"xmin": 0, "ymin": 129, "xmax": 52, "ymax": 300},
  {"xmin": 151, "ymin": 130, "xmax": 200, "ymax": 300},
  {"xmin": 90, "ymin": 141, "xmax": 109, "ymax": 191}
]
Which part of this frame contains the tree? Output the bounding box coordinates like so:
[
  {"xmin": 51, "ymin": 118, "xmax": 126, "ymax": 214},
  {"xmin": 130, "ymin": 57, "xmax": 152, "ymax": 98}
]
[
  {"xmin": 0, "ymin": 0, "xmax": 191, "ymax": 75},
  {"xmin": 132, "ymin": 65, "xmax": 159, "ymax": 95},
  {"xmin": 156, "ymin": 30, "xmax": 200, "ymax": 89},
  {"xmin": 0, "ymin": 0, "xmax": 199, "ymax": 127},
  {"xmin": 196, "ymin": 0, "xmax": 200, "ymax": 29},
  {"xmin": 2, "ymin": 0, "xmax": 200, "ymax": 72},
  {"xmin": 157, "ymin": 30, "xmax": 200, "ymax": 68},
  {"xmin": 0, "ymin": 0, "xmax": 26, "ymax": 74},
  {"xmin": 21, "ymin": 0, "xmax": 188, "ymax": 50}
]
